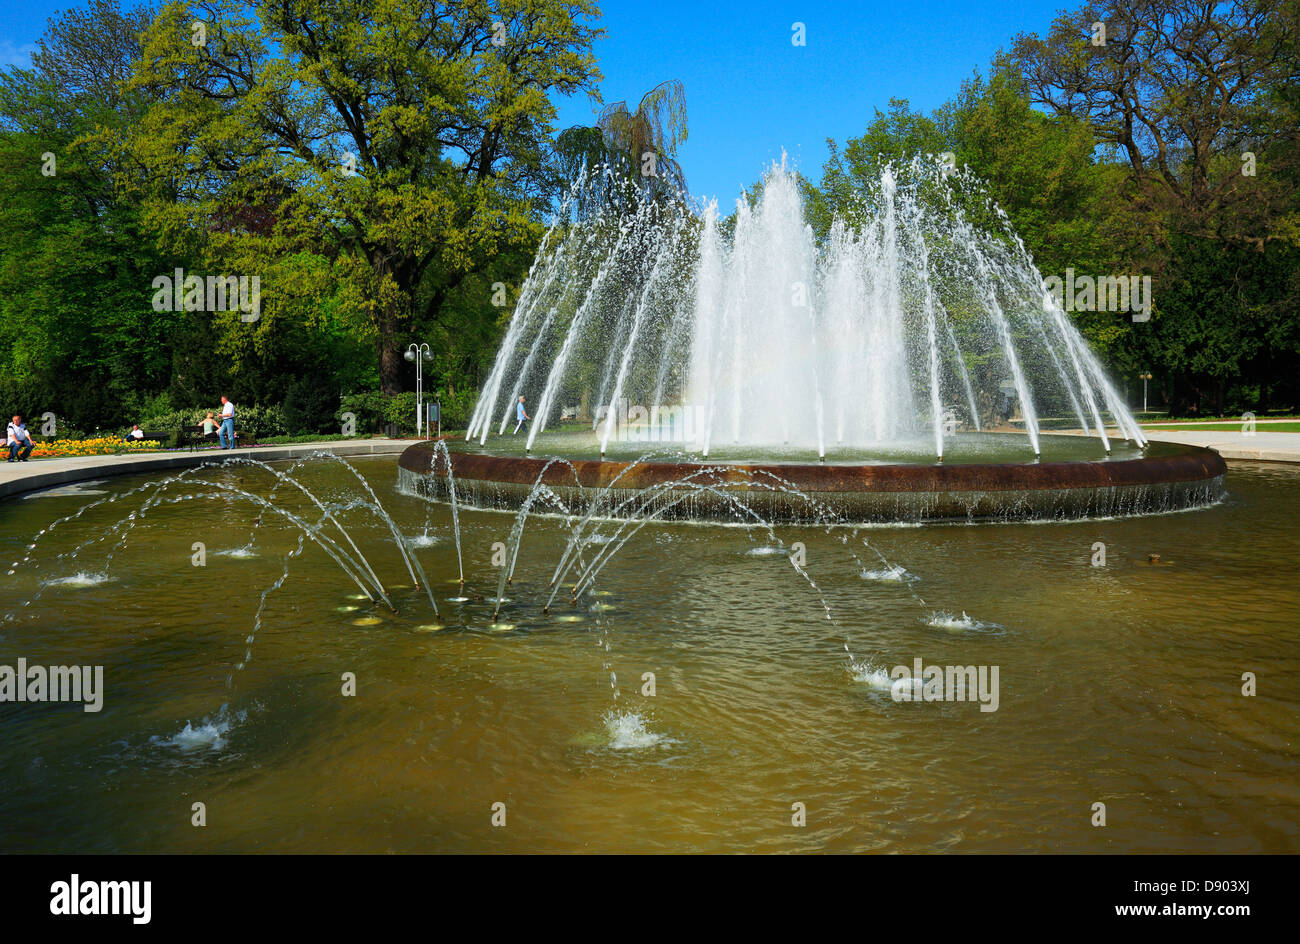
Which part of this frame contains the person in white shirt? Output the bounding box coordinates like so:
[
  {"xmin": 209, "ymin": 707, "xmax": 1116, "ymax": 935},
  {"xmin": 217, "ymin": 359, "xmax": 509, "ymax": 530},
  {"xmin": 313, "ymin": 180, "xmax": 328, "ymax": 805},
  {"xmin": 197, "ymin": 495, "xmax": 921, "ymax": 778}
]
[
  {"xmin": 514, "ymin": 396, "xmax": 529, "ymax": 434},
  {"xmin": 122, "ymin": 424, "xmax": 145, "ymax": 442},
  {"xmin": 217, "ymin": 396, "xmax": 236, "ymax": 449},
  {"xmin": 6, "ymin": 414, "xmax": 35, "ymax": 462}
]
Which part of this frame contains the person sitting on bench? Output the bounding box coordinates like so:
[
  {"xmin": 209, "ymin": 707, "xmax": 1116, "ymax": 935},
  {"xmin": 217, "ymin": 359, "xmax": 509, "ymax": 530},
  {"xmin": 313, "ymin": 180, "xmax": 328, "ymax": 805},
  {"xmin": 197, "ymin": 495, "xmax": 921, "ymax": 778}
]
[{"xmin": 6, "ymin": 414, "xmax": 35, "ymax": 462}]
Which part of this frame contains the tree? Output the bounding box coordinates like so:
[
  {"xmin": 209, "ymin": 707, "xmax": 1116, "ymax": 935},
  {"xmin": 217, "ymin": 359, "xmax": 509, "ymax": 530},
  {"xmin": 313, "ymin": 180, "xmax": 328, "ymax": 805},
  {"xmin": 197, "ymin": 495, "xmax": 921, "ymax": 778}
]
[
  {"xmin": 0, "ymin": 1, "xmax": 179, "ymax": 430},
  {"xmin": 820, "ymin": 98, "xmax": 946, "ymax": 215},
  {"xmin": 1012, "ymin": 0, "xmax": 1300, "ymax": 414},
  {"xmin": 553, "ymin": 79, "xmax": 689, "ymax": 210},
  {"xmin": 32, "ymin": 0, "xmax": 156, "ymax": 110},
  {"xmin": 124, "ymin": 0, "xmax": 602, "ymax": 395},
  {"xmin": 1012, "ymin": 0, "xmax": 1298, "ymax": 250}
]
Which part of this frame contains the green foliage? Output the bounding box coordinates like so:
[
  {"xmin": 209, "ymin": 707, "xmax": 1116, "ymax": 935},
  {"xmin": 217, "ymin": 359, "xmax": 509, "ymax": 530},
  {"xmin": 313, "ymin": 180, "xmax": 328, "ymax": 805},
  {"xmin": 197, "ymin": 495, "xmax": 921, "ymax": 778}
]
[
  {"xmin": 809, "ymin": 13, "xmax": 1300, "ymax": 417},
  {"xmin": 134, "ymin": 403, "xmax": 289, "ymax": 438},
  {"xmin": 0, "ymin": 1, "xmax": 607, "ymax": 434},
  {"xmin": 433, "ymin": 388, "xmax": 478, "ymax": 430},
  {"xmin": 555, "ymin": 79, "xmax": 690, "ymax": 210},
  {"xmin": 0, "ymin": 59, "xmax": 180, "ymax": 431},
  {"xmin": 1, "ymin": 0, "xmax": 1295, "ymax": 427},
  {"xmin": 338, "ymin": 391, "xmax": 420, "ymax": 436},
  {"xmin": 123, "ymin": 0, "xmax": 601, "ymax": 396},
  {"xmin": 283, "ymin": 378, "xmax": 342, "ymax": 436},
  {"xmin": 257, "ymin": 433, "xmax": 355, "ymax": 444}
]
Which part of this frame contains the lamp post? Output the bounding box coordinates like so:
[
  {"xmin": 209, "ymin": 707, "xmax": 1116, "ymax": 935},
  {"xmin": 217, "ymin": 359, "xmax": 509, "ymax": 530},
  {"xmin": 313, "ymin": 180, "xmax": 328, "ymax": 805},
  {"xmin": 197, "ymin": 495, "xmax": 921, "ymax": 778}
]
[
  {"xmin": 404, "ymin": 343, "xmax": 432, "ymax": 438},
  {"xmin": 1139, "ymin": 372, "xmax": 1153, "ymax": 413}
]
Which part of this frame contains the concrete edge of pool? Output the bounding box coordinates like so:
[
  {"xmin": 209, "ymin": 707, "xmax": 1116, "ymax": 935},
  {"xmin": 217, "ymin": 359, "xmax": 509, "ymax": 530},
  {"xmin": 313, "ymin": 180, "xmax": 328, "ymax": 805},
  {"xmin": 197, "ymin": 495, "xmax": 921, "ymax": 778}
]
[
  {"xmin": 399, "ymin": 438, "xmax": 1230, "ymax": 523},
  {"xmin": 0, "ymin": 438, "xmax": 410, "ymax": 499}
]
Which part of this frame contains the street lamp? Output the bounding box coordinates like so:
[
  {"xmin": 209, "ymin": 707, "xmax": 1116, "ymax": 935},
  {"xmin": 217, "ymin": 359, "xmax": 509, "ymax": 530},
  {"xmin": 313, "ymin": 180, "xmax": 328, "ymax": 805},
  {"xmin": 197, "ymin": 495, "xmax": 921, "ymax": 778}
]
[
  {"xmin": 1139, "ymin": 372, "xmax": 1153, "ymax": 413},
  {"xmin": 404, "ymin": 343, "xmax": 433, "ymax": 437}
]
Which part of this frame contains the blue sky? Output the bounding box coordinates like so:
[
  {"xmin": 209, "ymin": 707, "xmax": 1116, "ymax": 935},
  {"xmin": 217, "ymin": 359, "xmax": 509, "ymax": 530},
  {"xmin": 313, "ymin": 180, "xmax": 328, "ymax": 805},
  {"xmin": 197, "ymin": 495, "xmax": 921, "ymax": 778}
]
[{"xmin": 1, "ymin": 0, "xmax": 1071, "ymax": 204}]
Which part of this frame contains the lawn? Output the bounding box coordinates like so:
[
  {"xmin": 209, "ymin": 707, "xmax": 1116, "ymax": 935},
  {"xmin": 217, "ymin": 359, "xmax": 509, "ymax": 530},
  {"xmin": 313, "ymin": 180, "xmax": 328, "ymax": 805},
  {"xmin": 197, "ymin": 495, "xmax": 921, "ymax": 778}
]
[{"xmin": 1143, "ymin": 422, "xmax": 1300, "ymax": 433}]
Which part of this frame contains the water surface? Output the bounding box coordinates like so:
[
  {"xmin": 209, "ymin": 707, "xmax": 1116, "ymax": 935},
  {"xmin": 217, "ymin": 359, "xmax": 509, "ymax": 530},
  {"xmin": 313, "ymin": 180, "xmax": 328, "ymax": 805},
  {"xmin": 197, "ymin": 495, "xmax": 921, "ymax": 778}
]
[{"xmin": 0, "ymin": 458, "xmax": 1296, "ymax": 853}]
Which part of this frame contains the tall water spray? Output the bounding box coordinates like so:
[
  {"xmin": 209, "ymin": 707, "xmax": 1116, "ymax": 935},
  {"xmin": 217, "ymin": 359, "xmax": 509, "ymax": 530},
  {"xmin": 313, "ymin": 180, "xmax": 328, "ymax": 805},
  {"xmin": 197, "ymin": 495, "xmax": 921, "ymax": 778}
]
[{"xmin": 467, "ymin": 157, "xmax": 1145, "ymax": 459}]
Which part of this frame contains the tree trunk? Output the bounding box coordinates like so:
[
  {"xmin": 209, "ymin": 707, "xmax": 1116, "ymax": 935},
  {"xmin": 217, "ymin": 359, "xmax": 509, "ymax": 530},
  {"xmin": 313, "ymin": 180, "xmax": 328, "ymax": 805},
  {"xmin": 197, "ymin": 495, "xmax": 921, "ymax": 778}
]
[
  {"xmin": 372, "ymin": 251, "xmax": 409, "ymax": 396},
  {"xmin": 378, "ymin": 310, "xmax": 403, "ymax": 395}
]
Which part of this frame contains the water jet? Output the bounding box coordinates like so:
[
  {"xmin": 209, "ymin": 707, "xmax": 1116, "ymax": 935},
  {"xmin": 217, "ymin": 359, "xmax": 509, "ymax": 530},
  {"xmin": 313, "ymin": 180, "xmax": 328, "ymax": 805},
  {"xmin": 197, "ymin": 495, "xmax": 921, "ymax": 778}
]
[{"xmin": 408, "ymin": 158, "xmax": 1224, "ymax": 522}]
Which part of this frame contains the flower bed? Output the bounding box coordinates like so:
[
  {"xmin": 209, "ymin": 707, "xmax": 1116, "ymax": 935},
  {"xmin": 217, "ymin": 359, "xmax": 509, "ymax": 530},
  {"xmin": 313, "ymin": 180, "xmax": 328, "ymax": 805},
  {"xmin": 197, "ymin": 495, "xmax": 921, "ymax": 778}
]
[{"xmin": 28, "ymin": 438, "xmax": 163, "ymax": 459}]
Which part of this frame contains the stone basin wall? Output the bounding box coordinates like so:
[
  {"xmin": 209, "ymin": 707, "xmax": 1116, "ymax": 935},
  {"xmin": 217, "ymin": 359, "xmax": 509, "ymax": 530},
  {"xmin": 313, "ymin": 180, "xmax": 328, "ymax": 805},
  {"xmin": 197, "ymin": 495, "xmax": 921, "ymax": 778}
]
[{"xmin": 397, "ymin": 442, "xmax": 1227, "ymax": 523}]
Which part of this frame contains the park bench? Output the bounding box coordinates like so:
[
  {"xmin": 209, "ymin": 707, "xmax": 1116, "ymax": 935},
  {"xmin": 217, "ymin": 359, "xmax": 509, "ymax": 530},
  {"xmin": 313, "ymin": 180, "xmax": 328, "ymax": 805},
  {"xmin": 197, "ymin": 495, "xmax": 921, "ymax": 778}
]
[
  {"xmin": 179, "ymin": 427, "xmax": 253, "ymax": 450},
  {"xmin": 137, "ymin": 429, "xmax": 178, "ymax": 448},
  {"xmin": 177, "ymin": 427, "xmax": 217, "ymax": 451},
  {"xmin": 131, "ymin": 428, "xmax": 253, "ymax": 451}
]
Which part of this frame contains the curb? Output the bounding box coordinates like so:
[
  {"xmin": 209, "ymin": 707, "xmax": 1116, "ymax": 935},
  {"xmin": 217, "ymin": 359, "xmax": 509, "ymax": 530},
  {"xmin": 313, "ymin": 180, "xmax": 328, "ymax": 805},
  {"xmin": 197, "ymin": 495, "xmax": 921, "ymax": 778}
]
[{"xmin": 0, "ymin": 440, "xmax": 410, "ymax": 499}]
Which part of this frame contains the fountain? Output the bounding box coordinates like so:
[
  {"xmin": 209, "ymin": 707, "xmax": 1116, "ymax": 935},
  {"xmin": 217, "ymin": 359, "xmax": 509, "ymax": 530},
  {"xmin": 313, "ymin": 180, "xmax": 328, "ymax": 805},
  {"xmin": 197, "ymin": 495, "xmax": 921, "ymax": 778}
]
[
  {"xmin": 4, "ymin": 161, "xmax": 1291, "ymax": 858},
  {"xmin": 407, "ymin": 155, "xmax": 1226, "ymax": 521}
]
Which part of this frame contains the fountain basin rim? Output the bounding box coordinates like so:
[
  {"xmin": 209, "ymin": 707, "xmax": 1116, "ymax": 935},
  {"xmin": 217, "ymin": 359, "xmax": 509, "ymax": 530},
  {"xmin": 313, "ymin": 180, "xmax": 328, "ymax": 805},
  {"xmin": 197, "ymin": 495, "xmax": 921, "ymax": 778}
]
[{"xmin": 400, "ymin": 441, "xmax": 1227, "ymax": 494}]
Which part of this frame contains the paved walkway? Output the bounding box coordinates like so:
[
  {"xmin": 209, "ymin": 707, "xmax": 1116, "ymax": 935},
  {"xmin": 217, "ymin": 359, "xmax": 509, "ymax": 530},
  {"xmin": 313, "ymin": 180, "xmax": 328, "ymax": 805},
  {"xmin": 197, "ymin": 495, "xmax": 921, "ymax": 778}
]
[
  {"xmin": 996, "ymin": 419, "xmax": 1300, "ymax": 464},
  {"xmin": 1138, "ymin": 428, "xmax": 1300, "ymax": 463},
  {"xmin": 0, "ymin": 439, "xmax": 411, "ymax": 498}
]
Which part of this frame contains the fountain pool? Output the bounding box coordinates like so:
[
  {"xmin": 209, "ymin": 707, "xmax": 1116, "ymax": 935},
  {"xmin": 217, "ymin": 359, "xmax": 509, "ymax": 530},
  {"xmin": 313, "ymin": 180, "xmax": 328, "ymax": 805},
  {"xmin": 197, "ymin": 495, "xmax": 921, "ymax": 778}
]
[{"xmin": 1, "ymin": 456, "xmax": 1297, "ymax": 853}]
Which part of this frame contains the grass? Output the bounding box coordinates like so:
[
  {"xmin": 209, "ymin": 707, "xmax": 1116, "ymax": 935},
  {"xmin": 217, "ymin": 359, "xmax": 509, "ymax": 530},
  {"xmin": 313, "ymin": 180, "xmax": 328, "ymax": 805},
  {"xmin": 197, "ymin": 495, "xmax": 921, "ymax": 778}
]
[
  {"xmin": 1138, "ymin": 415, "xmax": 1299, "ymax": 424},
  {"xmin": 1144, "ymin": 422, "xmax": 1300, "ymax": 433}
]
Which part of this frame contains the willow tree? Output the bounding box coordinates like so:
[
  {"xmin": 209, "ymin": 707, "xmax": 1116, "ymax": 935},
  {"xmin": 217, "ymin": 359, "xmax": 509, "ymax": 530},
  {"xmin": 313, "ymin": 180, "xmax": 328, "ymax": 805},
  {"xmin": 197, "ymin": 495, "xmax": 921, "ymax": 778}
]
[
  {"xmin": 124, "ymin": 0, "xmax": 601, "ymax": 394},
  {"xmin": 554, "ymin": 79, "xmax": 688, "ymax": 210}
]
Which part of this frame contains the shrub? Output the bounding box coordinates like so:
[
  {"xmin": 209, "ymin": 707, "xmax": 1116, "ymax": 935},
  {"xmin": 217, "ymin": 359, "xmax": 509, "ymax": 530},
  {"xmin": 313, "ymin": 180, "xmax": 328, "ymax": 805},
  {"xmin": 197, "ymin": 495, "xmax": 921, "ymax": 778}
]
[
  {"xmin": 432, "ymin": 388, "xmax": 476, "ymax": 430},
  {"xmin": 283, "ymin": 377, "xmax": 340, "ymax": 434},
  {"xmin": 132, "ymin": 391, "xmax": 178, "ymax": 425},
  {"xmin": 257, "ymin": 433, "xmax": 355, "ymax": 444},
  {"xmin": 123, "ymin": 403, "xmax": 289, "ymax": 439},
  {"xmin": 337, "ymin": 391, "xmax": 419, "ymax": 436},
  {"xmin": 133, "ymin": 408, "xmax": 207, "ymax": 434},
  {"xmin": 234, "ymin": 404, "xmax": 289, "ymax": 438}
]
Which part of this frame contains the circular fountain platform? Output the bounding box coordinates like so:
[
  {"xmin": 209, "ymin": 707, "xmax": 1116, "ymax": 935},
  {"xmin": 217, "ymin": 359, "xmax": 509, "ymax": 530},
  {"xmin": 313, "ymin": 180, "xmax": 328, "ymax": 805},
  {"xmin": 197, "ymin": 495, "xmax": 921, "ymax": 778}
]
[{"xmin": 399, "ymin": 433, "xmax": 1227, "ymax": 523}]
